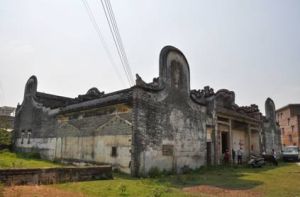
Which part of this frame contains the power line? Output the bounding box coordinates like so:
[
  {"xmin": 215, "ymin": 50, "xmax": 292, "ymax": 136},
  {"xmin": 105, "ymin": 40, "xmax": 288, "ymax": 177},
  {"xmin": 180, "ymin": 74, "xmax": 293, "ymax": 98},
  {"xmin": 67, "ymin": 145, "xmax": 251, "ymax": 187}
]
[
  {"xmin": 105, "ymin": 0, "xmax": 134, "ymax": 84},
  {"xmin": 98, "ymin": 0, "xmax": 134, "ymax": 86},
  {"xmin": 99, "ymin": 0, "xmax": 134, "ymax": 85},
  {"xmin": 80, "ymin": 0, "xmax": 129, "ymax": 87}
]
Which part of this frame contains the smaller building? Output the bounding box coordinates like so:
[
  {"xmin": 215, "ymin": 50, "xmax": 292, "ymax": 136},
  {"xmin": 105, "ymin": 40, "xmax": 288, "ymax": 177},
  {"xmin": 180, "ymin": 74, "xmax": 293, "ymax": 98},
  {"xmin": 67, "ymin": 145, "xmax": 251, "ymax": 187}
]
[
  {"xmin": 0, "ymin": 106, "xmax": 15, "ymax": 132},
  {"xmin": 276, "ymin": 104, "xmax": 300, "ymax": 147},
  {"xmin": 0, "ymin": 106, "xmax": 16, "ymax": 117}
]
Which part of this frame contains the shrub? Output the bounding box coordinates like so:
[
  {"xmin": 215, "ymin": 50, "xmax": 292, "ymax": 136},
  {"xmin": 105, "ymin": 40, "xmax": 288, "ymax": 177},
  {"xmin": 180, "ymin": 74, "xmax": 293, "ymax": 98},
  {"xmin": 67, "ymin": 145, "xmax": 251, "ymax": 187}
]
[
  {"xmin": 0, "ymin": 129, "xmax": 11, "ymax": 146},
  {"xmin": 152, "ymin": 188, "xmax": 163, "ymax": 197},
  {"xmin": 118, "ymin": 184, "xmax": 127, "ymax": 196},
  {"xmin": 148, "ymin": 167, "xmax": 161, "ymax": 178},
  {"xmin": 181, "ymin": 165, "xmax": 192, "ymax": 174},
  {"xmin": 17, "ymin": 152, "xmax": 41, "ymax": 159}
]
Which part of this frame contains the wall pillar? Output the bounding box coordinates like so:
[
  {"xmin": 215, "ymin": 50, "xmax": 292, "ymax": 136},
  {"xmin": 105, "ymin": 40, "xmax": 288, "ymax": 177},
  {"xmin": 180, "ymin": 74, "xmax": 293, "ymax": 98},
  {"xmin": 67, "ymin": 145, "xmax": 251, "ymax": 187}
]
[
  {"xmin": 248, "ymin": 124, "xmax": 251, "ymax": 158},
  {"xmin": 213, "ymin": 123, "xmax": 219, "ymax": 165},
  {"xmin": 229, "ymin": 119, "xmax": 233, "ymax": 163}
]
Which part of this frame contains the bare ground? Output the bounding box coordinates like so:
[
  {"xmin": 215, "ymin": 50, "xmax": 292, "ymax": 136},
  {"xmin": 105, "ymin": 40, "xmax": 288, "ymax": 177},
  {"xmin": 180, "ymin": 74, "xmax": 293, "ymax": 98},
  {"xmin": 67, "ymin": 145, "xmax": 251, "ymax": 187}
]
[
  {"xmin": 3, "ymin": 185, "xmax": 86, "ymax": 197},
  {"xmin": 183, "ymin": 185, "xmax": 263, "ymax": 197}
]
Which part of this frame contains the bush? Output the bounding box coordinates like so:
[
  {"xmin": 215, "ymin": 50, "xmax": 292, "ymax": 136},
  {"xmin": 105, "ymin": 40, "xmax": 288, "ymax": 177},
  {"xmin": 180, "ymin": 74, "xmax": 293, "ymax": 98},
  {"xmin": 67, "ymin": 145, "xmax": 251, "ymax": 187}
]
[
  {"xmin": 17, "ymin": 152, "xmax": 41, "ymax": 159},
  {"xmin": 118, "ymin": 184, "xmax": 128, "ymax": 196},
  {"xmin": 0, "ymin": 129, "xmax": 11, "ymax": 146},
  {"xmin": 152, "ymin": 188, "xmax": 163, "ymax": 197},
  {"xmin": 181, "ymin": 165, "xmax": 192, "ymax": 174},
  {"xmin": 148, "ymin": 167, "xmax": 161, "ymax": 178}
]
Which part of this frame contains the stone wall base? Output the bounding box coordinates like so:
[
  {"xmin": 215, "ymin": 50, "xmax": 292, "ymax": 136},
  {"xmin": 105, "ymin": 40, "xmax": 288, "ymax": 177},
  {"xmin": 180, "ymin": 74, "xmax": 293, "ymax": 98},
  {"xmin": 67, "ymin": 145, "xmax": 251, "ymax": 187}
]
[{"xmin": 0, "ymin": 166, "xmax": 112, "ymax": 186}]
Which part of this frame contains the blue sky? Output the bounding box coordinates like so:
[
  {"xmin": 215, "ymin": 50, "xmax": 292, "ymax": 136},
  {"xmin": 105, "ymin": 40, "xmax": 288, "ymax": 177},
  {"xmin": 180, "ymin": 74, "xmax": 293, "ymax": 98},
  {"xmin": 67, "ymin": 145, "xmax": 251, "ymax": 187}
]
[{"xmin": 0, "ymin": 0, "xmax": 299, "ymax": 113}]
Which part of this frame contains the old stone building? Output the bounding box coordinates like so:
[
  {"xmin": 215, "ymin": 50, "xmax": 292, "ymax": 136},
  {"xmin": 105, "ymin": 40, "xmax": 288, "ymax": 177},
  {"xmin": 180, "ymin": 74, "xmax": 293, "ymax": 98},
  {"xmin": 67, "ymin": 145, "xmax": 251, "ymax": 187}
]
[
  {"xmin": 276, "ymin": 104, "xmax": 300, "ymax": 147},
  {"xmin": 13, "ymin": 46, "xmax": 281, "ymax": 176}
]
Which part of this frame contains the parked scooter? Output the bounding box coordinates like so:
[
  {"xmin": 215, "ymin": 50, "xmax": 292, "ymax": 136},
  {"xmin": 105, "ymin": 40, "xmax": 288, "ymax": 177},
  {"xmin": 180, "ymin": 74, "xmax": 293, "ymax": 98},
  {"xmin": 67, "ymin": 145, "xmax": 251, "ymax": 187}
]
[{"xmin": 248, "ymin": 155, "xmax": 265, "ymax": 168}]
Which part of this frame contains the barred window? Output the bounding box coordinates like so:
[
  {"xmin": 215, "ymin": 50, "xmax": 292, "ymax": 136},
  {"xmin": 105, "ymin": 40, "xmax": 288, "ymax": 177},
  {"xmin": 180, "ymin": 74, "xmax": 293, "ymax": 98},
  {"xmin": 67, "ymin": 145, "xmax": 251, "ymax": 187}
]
[{"xmin": 162, "ymin": 145, "xmax": 174, "ymax": 156}]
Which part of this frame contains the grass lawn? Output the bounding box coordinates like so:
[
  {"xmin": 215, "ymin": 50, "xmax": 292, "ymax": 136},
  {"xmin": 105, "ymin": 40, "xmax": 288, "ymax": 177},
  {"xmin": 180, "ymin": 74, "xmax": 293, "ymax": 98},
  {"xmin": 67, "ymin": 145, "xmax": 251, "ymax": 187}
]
[
  {"xmin": 54, "ymin": 163, "xmax": 300, "ymax": 197},
  {"xmin": 1, "ymin": 150, "xmax": 300, "ymax": 197},
  {"xmin": 0, "ymin": 150, "xmax": 62, "ymax": 169}
]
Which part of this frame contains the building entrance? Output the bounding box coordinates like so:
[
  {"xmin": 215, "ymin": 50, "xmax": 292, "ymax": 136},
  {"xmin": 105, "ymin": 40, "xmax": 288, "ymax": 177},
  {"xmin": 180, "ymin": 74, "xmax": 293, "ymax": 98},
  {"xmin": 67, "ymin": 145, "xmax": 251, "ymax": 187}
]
[{"xmin": 221, "ymin": 132, "xmax": 229, "ymax": 154}]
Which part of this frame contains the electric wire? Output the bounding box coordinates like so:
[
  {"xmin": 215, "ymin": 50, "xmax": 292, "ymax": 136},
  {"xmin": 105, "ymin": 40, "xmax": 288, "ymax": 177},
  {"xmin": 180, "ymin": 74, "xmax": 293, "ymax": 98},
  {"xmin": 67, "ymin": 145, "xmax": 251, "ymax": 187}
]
[
  {"xmin": 105, "ymin": 0, "xmax": 134, "ymax": 84},
  {"xmin": 98, "ymin": 0, "xmax": 134, "ymax": 86},
  {"xmin": 80, "ymin": 0, "xmax": 130, "ymax": 87}
]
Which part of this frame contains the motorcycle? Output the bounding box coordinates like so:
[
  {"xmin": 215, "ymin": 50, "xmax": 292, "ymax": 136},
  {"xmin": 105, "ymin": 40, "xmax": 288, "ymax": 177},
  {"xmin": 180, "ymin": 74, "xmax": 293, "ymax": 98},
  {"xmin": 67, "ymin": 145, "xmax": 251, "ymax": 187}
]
[{"xmin": 248, "ymin": 155, "xmax": 265, "ymax": 168}]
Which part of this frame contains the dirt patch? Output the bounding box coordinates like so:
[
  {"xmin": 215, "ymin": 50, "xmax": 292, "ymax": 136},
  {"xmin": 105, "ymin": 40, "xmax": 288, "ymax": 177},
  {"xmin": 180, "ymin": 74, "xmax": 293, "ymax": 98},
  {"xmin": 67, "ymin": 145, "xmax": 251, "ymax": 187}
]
[
  {"xmin": 183, "ymin": 185, "xmax": 262, "ymax": 197},
  {"xmin": 3, "ymin": 185, "xmax": 86, "ymax": 197}
]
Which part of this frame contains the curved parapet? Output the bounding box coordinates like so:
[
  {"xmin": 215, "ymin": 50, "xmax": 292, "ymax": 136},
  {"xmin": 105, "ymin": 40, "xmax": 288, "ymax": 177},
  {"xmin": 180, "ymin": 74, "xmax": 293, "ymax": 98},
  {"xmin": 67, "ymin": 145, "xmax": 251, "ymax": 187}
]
[
  {"xmin": 159, "ymin": 46, "xmax": 190, "ymax": 94},
  {"xmin": 24, "ymin": 75, "xmax": 38, "ymax": 99},
  {"xmin": 15, "ymin": 75, "xmax": 38, "ymax": 116},
  {"xmin": 265, "ymin": 97, "xmax": 276, "ymax": 122}
]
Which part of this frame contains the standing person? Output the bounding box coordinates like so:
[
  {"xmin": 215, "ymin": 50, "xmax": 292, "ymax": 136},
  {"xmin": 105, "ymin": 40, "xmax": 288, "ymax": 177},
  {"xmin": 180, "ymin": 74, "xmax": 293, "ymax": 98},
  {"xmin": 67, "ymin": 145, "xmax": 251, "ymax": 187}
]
[
  {"xmin": 232, "ymin": 149, "xmax": 236, "ymax": 164},
  {"xmin": 272, "ymin": 149, "xmax": 278, "ymax": 166},
  {"xmin": 224, "ymin": 149, "xmax": 230, "ymax": 165},
  {"xmin": 237, "ymin": 148, "xmax": 243, "ymax": 165}
]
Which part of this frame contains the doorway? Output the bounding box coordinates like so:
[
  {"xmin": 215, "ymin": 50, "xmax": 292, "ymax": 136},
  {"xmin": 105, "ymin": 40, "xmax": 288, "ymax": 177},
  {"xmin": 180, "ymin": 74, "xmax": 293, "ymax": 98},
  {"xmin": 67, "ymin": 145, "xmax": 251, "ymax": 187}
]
[
  {"xmin": 221, "ymin": 132, "xmax": 229, "ymax": 154},
  {"xmin": 207, "ymin": 142, "xmax": 212, "ymax": 165}
]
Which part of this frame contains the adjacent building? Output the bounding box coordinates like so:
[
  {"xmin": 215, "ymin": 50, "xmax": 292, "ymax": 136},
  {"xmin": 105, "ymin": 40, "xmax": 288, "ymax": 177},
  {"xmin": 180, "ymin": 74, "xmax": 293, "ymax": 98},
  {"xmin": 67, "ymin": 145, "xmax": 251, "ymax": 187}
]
[
  {"xmin": 0, "ymin": 106, "xmax": 15, "ymax": 132},
  {"xmin": 0, "ymin": 106, "xmax": 16, "ymax": 117},
  {"xmin": 13, "ymin": 46, "xmax": 281, "ymax": 176},
  {"xmin": 276, "ymin": 104, "xmax": 300, "ymax": 147}
]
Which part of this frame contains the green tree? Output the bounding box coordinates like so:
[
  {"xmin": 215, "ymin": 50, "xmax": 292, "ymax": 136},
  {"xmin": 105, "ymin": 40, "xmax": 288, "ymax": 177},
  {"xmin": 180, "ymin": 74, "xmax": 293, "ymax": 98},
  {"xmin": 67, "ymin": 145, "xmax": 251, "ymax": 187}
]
[{"xmin": 0, "ymin": 128, "xmax": 11, "ymax": 145}]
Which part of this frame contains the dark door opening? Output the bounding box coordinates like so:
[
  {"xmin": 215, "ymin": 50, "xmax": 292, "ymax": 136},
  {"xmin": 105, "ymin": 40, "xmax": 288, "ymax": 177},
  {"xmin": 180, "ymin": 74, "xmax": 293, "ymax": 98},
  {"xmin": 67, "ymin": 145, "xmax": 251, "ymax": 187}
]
[
  {"xmin": 207, "ymin": 142, "xmax": 212, "ymax": 165},
  {"xmin": 221, "ymin": 132, "xmax": 229, "ymax": 154}
]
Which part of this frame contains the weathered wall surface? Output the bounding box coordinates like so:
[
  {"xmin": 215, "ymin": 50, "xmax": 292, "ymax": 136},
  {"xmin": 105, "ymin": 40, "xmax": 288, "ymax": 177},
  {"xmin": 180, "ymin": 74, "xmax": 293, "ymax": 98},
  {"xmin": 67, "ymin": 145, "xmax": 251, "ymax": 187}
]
[
  {"xmin": 15, "ymin": 105, "xmax": 132, "ymax": 173},
  {"xmin": 14, "ymin": 77, "xmax": 133, "ymax": 173},
  {"xmin": 250, "ymin": 130, "xmax": 260, "ymax": 154},
  {"xmin": 232, "ymin": 129, "xmax": 249, "ymax": 160},
  {"xmin": 132, "ymin": 46, "xmax": 207, "ymax": 176},
  {"xmin": 262, "ymin": 98, "xmax": 281, "ymax": 155},
  {"xmin": 0, "ymin": 166, "xmax": 112, "ymax": 186}
]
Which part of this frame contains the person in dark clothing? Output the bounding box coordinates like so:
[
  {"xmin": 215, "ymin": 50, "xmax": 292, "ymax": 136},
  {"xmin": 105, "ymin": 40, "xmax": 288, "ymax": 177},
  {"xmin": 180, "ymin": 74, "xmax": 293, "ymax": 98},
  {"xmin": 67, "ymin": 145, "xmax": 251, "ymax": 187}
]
[
  {"xmin": 224, "ymin": 149, "xmax": 230, "ymax": 165},
  {"xmin": 272, "ymin": 149, "xmax": 278, "ymax": 166},
  {"xmin": 237, "ymin": 148, "xmax": 243, "ymax": 165},
  {"xmin": 232, "ymin": 149, "xmax": 236, "ymax": 164}
]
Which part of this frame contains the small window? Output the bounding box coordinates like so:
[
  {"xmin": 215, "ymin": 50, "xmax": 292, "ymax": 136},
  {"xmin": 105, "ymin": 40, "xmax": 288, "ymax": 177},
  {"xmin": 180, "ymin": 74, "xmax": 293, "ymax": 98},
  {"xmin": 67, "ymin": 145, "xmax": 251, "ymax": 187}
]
[
  {"xmin": 291, "ymin": 125, "xmax": 294, "ymax": 132},
  {"xmin": 282, "ymin": 128, "xmax": 285, "ymax": 135},
  {"xmin": 111, "ymin": 146, "xmax": 117, "ymax": 157},
  {"xmin": 288, "ymin": 118, "xmax": 290, "ymax": 126},
  {"xmin": 289, "ymin": 135, "xmax": 293, "ymax": 143},
  {"xmin": 27, "ymin": 129, "xmax": 32, "ymax": 144},
  {"xmin": 162, "ymin": 145, "xmax": 174, "ymax": 156},
  {"xmin": 21, "ymin": 130, "xmax": 25, "ymax": 144}
]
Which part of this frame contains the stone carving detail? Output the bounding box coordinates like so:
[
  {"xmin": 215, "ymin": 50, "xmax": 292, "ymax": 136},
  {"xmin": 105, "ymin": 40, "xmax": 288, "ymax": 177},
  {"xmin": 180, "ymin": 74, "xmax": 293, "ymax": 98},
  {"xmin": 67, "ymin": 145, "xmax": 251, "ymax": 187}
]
[
  {"xmin": 191, "ymin": 86, "xmax": 214, "ymax": 98},
  {"xmin": 135, "ymin": 74, "xmax": 162, "ymax": 91},
  {"xmin": 215, "ymin": 89, "xmax": 237, "ymax": 109},
  {"xmin": 190, "ymin": 86, "xmax": 214, "ymax": 104},
  {"xmin": 238, "ymin": 104, "xmax": 259, "ymax": 114},
  {"xmin": 74, "ymin": 88, "xmax": 105, "ymax": 102}
]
